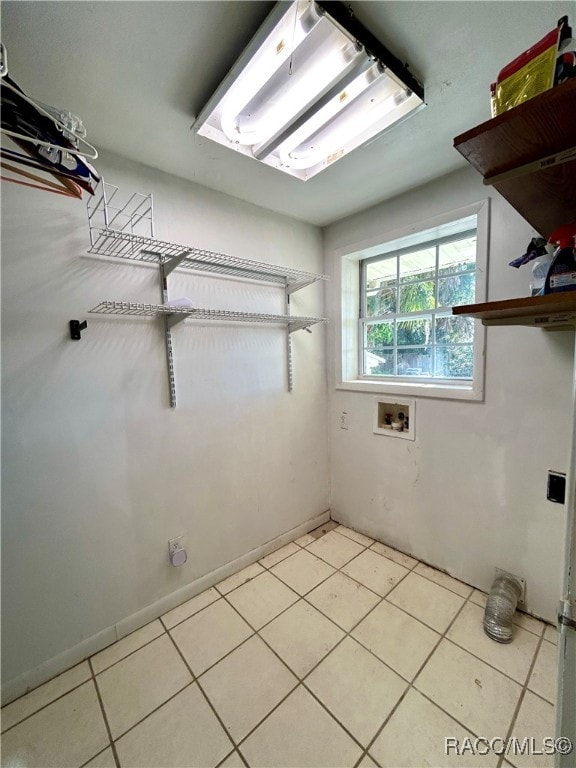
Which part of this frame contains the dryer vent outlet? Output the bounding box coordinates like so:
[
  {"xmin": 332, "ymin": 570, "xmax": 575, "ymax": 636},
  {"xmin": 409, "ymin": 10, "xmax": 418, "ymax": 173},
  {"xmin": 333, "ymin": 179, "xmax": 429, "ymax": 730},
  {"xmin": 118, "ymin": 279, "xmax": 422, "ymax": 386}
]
[{"xmin": 483, "ymin": 569, "xmax": 524, "ymax": 643}]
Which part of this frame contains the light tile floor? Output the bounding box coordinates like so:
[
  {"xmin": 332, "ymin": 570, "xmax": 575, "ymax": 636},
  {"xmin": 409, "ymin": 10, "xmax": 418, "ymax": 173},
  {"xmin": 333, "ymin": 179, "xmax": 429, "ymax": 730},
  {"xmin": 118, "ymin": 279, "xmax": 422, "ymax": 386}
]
[{"xmin": 1, "ymin": 523, "xmax": 560, "ymax": 768}]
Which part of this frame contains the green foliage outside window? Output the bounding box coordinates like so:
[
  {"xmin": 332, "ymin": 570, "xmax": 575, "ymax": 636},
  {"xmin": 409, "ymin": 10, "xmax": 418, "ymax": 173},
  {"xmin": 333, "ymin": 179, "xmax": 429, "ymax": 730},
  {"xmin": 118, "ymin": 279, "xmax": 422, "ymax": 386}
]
[{"xmin": 363, "ymin": 251, "xmax": 476, "ymax": 379}]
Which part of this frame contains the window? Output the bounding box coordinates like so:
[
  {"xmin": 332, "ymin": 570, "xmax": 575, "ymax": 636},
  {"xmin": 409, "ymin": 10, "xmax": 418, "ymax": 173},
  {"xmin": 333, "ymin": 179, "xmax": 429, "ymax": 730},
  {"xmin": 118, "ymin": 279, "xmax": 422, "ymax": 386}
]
[
  {"xmin": 335, "ymin": 200, "xmax": 488, "ymax": 401},
  {"xmin": 360, "ymin": 230, "xmax": 477, "ymax": 382}
]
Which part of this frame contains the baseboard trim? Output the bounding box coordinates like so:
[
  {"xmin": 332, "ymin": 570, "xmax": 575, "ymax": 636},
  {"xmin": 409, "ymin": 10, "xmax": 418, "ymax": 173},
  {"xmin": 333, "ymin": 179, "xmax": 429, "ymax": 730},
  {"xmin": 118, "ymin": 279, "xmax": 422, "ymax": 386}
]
[{"xmin": 2, "ymin": 510, "xmax": 330, "ymax": 706}]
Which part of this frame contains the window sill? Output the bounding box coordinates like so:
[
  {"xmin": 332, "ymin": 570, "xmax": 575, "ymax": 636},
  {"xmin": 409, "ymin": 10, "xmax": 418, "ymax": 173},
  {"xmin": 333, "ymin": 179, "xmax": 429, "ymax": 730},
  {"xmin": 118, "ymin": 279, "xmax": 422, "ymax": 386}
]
[{"xmin": 336, "ymin": 378, "xmax": 484, "ymax": 402}]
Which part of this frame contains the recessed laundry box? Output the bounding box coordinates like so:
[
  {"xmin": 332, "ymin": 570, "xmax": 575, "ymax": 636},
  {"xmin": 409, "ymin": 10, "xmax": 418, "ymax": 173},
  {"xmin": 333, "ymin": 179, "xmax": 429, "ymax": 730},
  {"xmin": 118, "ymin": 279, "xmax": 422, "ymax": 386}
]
[{"xmin": 373, "ymin": 397, "xmax": 416, "ymax": 441}]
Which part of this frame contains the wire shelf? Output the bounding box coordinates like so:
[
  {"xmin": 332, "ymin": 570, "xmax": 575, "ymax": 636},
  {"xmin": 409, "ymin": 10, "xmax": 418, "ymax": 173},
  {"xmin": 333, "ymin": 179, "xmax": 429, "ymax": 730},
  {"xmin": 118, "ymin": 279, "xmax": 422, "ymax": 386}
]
[
  {"xmin": 87, "ymin": 228, "xmax": 328, "ymax": 294},
  {"xmin": 88, "ymin": 301, "xmax": 327, "ymax": 333},
  {"xmin": 87, "ymin": 182, "xmax": 154, "ymax": 243},
  {"xmin": 85, "ymin": 181, "xmax": 328, "ymax": 405}
]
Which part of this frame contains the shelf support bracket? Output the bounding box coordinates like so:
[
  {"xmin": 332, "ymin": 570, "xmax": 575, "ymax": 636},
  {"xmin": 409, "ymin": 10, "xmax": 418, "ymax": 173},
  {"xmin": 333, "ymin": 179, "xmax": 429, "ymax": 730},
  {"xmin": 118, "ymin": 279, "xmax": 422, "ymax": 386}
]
[
  {"xmin": 285, "ymin": 285, "xmax": 293, "ymax": 392},
  {"xmin": 166, "ymin": 313, "xmax": 188, "ymax": 329},
  {"xmin": 163, "ymin": 250, "xmax": 192, "ymax": 277},
  {"xmin": 158, "ymin": 255, "xmax": 186, "ymax": 409},
  {"xmin": 287, "ymin": 278, "xmax": 317, "ymax": 295}
]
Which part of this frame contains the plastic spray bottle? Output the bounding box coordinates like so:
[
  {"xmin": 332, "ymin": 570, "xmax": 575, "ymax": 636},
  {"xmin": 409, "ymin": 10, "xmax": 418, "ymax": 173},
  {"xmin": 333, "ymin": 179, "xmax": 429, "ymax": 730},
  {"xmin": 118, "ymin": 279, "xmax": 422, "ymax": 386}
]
[{"xmin": 543, "ymin": 223, "xmax": 576, "ymax": 294}]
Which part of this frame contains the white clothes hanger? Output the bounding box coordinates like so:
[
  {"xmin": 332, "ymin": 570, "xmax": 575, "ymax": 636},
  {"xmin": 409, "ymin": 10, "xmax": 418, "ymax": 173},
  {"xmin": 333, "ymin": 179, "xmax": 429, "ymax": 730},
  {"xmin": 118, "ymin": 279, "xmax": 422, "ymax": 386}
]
[
  {"xmin": 0, "ymin": 47, "xmax": 98, "ymax": 160},
  {"xmin": 0, "ymin": 42, "xmax": 7, "ymax": 78}
]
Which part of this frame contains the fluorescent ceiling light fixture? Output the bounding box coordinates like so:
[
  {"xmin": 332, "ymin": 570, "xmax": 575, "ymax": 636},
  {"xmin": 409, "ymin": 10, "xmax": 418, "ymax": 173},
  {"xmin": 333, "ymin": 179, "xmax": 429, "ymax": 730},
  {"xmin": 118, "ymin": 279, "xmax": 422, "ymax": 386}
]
[{"xmin": 193, "ymin": 0, "xmax": 425, "ymax": 180}]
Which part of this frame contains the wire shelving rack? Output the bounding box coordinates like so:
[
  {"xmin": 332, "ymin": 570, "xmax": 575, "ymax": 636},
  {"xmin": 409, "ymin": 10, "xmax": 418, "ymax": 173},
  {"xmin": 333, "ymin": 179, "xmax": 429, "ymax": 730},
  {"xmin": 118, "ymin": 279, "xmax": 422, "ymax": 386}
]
[
  {"xmin": 85, "ymin": 181, "xmax": 328, "ymax": 407},
  {"xmin": 87, "ymin": 182, "xmax": 328, "ymax": 294}
]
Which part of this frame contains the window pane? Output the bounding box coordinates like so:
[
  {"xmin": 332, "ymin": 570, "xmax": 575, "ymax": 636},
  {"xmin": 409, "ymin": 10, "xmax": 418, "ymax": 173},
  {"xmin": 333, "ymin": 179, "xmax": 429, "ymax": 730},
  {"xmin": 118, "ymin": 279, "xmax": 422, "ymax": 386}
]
[
  {"xmin": 364, "ymin": 349, "xmax": 394, "ymax": 375},
  {"xmin": 366, "ymin": 321, "xmax": 394, "ymax": 348},
  {"xmin": 437, "ymin": 273, "xmax": 475, "ymax": 308},
  {"xmin": 397, "ymin": 317, "xmax": 431, "ymax": 346},
  {"xmin": 366, "ymin": 286, "xmax": 396, "ymax": 315},
  {"xmin": 435, "ymin": 345, "xmax": 474, "ymax": 379},
  {"xmin": 435, "ymin": 315, "xmax": 474, "ymax": 344},
  {"xmin": 399, "ymin": 247, "xmax": 436, "ymax": 284},
  {"xmin": 439, "ymin": 237, "xmax": 476, "ymax": 276},
  {"xmin": 366, "ymin": 258, "xmax": 396, "ymax": 289},
  {"xmin": 360, "ymin": 226, "xmax": 480, "ymax": 383},
  {"xmin": 397, "ymin": 347, "xmax": 432, "ymax": 376},
  {"xmin": 399, "ymin": 281, "xmax": 435, "ymax": 312}
]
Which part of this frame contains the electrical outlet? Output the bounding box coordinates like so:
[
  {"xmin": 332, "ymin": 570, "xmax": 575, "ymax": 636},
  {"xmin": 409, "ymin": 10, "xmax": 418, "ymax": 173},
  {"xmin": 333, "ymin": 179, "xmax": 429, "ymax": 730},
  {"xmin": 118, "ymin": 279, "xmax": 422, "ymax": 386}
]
[
  {"xmin": 494, "ymin": 567, "xmax": 526, "ymax": 605},
  {"xmin": 168, "ymin": 535, "xmax": 185, "ymax": 557},
  {"xmin": 340, "ymin": 411, "xmax": 348, "ymax": 430}
]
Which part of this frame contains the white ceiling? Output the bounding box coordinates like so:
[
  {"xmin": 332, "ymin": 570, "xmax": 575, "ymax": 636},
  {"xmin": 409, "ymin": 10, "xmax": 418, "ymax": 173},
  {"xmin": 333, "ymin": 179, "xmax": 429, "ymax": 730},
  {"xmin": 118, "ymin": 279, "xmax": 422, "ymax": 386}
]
[{"xmin": 2, "ymin": 1, "xmax": 570, "ymax": 226}]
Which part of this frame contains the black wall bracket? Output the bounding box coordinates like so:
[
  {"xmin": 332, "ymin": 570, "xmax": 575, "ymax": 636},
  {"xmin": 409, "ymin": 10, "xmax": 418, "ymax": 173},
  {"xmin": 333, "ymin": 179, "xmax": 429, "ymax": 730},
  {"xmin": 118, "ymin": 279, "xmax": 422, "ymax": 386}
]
[{"xmin": 69, "ymin": 320, "xmax": 88, "ymax": 341}]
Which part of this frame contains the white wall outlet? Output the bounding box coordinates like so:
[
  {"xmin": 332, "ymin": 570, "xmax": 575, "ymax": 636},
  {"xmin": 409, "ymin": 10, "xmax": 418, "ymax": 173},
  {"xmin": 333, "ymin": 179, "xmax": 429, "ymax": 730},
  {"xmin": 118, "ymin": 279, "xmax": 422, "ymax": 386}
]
[
  {"xmin": 168, "ymin": 534, "xmax": 187, "ymax": 567},
  {"xmin": 168, "ymin": 535, "xmax": 185, "ymax": 557},
  {"xmin": 340, "ymin": 411, "xmax": 348, "ymax": 430}
]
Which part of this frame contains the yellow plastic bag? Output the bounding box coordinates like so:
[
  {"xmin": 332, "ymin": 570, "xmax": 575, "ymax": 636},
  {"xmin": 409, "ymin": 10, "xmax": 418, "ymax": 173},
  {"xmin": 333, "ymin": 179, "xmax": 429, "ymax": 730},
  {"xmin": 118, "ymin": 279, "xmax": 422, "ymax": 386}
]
[{"xmin": 494, "ymin": 26, "xmax": 560, "ymax": 114}]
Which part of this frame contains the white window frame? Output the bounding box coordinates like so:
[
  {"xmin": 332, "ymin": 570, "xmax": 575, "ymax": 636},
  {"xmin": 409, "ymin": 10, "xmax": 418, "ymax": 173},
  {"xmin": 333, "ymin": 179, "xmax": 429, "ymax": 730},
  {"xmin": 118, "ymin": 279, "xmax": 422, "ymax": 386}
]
[{"xmin": 334, "ymin": 199, "xmax": 489, "ymax": 401}]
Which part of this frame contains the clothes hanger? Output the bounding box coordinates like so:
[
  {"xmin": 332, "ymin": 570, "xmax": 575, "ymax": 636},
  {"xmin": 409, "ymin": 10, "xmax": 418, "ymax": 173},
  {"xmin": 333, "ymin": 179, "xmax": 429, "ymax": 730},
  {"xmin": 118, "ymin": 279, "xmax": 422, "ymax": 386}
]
[
  {"xmin": 0, "ymin": 41, "xmax": 7, "ymax": 78},
  {"xmin": 0, "ymin": 41, "xmax": 98, "ymax": 161},
  {"xmin": 1, "ymin": 161, "xmax": 82, "ymax": 198},
  {"xmin": 1, "ymin": 147, "xmax": 96, "ymax": 195},
  {"xmin": 2, "ymin": 139, "xmax": 99, "ymax": 194},
  {"xmin": 0, "ymin": 41, "xmax": 99, "ymax": 198},
  {"xmin": 0, "ymin": 76, "xmax": 98, "ymax": 160}
]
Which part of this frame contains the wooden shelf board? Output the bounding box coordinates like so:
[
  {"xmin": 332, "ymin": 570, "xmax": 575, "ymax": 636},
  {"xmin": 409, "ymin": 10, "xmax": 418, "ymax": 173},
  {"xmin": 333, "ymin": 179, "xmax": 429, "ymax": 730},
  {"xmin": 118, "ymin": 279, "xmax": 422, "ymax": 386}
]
[
  {"xmin": 454, "ymin": 80, "xmax": 576, "ymax": 176},
  {"xmin": 453, "ymin": 79, "xmax": 576, "ymax": 237},
  {"xmin": 453, "ymin": 292, "xmax": 576, "ymax": 328}
]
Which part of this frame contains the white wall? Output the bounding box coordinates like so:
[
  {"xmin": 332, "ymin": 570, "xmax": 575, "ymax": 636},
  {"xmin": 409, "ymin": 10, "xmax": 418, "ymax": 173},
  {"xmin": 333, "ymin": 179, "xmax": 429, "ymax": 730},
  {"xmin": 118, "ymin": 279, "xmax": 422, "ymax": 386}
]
[
  {"xmin": 324, "ymin": 165, "xmax": 572, "ymax": 622},
  {"xmin": 1, "ymin": 150, "xmax": 329, "ymax": 690}
]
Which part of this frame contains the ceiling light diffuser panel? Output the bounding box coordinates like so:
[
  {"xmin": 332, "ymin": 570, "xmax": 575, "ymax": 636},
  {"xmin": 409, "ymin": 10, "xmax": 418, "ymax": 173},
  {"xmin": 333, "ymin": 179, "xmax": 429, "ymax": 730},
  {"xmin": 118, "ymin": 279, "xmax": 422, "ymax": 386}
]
[{"xmin": 193, "ymin": 0, "xmax": 425, "ymax": 180}]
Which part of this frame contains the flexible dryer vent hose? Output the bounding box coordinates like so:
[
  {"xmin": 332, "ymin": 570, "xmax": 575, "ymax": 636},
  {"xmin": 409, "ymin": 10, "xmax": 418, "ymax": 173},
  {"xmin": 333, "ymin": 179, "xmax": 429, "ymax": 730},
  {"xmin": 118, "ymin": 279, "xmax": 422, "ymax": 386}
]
[{"xmin": 483, "ymin": 573, "xmax": 523, "ymax": 643}]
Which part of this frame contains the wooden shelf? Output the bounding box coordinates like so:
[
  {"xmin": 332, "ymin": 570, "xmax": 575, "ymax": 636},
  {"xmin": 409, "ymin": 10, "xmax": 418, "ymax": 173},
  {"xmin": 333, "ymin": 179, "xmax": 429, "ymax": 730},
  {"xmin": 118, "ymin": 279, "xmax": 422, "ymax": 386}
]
[
  {"xmin": 454, "ymin": 79, "xmax": 576, "ymax": 238},
  {"xmin": 453, "ymin": 292, "xmax": 576, "ymax": 328}
]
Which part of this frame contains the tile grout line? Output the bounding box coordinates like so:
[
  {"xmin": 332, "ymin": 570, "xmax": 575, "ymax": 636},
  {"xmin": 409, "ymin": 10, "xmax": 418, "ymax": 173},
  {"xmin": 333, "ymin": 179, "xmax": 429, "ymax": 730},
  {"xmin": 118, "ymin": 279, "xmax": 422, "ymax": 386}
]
[
  {"xmin": 370, "ymin": 594, "xmax": 552, "ymax": 768},
  {"xmin": 301, "ymin": 532, "xmax": 482, "ymax": 602},
  {"xmin": 0, "ymin": 527, "xmax": 319, "ymax": 727},
  {"xmin": 3, "ymin": 526, "xmax": 556, "ymax": 768},
  {"xmin": 1, "ymin": 526, "xmax": 542, "ymax": 718},
  {"xmin": 3, "ymin": 542, "xmax": 545, "ymax": 765},
  {"xmin": 108, "ymin": 679, "xmax": 196, "ymax": 748},
  {"xmin": 159, "ymin": 616, "xmax": 247, "ymax": 767},
  {"xmin": 215, "ymin": 530, "xmax": 480, "ymax": 724},
  {"xmin": 78, "ymin": 744, "xmax": 115, "ymax": 768},
  {"xmin": 216, "ymin": 579, "xmax": 377, "ymax": 756},
  {"xmin": 209, "ymin": 538, "xmax": 429, "ymax": 757},
  {"xmin": 352, "ymin": 577, "xmax": 477, "ymax": 766},
  {"xmin": 214, "ymin": 749, "xmax": 244, "ymax": 768},
  {"xmin": 258, "ymin": 540, "xmax": 550, "ymax": 692},
  {"xmin": 433, "ymin": 634, "xmax": 538, "ymax": 691},
  {"xmin": 356, "ymin": 582, "xmax": 547, "ymax": 765},
  {"xmin": 405, "ymin": 595, "xmax": 546, "ymax": 764},
  {"xmin": 2, "ymin": 526, "xmax": 549, "ymax": 718},
  {"xmin": 68, "ymin": 531, "xmax": 550, "ymax": 692},
  {"xmin": 83, "ymin": 611, "xmax": 197, "ymax": 753},
  {"xmin": 88, "ymin": 625, "xmax": 167, "ymax": 677},
  {"xmin": 0, "ymin": 676, "xmax": 94, "ymax": 736},
  {"xmin": 9, "ymin": 538, "xmax": 475, "ymax": 734},
  {"xmin": 87, "ymin": 657, "xmax": 121, "ymax": 768},
  {"xmin": 495, "ymin": 631, "xmax": 547, "ymax": 768},
  {"xmin": 1, "ymin": 627, "xmax": 171, "ymax": 733},
  {"xmin": 3, "ymin": 538, "xmax": 548, "ymax": 768}
]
